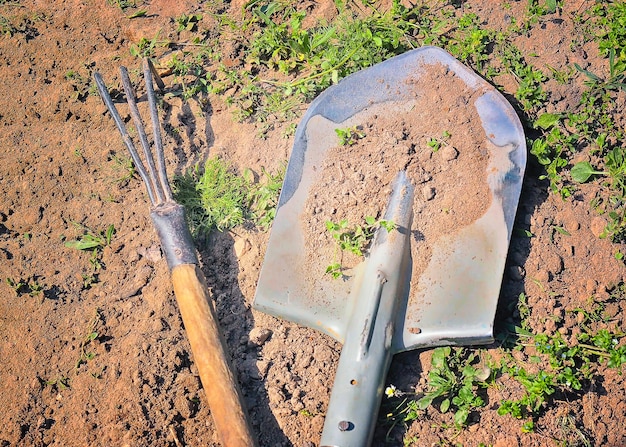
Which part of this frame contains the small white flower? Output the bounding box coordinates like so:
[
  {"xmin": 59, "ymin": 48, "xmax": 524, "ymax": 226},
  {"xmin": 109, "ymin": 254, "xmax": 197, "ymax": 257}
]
[{"xmin": 385, "ymin": 385, "xmax": 398, "ymax": 398}]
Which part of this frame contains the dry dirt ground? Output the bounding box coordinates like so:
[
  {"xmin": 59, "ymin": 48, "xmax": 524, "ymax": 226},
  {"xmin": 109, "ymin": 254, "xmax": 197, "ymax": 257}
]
[{"xmin": 0, "ymin": 1, "xmax": 624, "ymax": 446}]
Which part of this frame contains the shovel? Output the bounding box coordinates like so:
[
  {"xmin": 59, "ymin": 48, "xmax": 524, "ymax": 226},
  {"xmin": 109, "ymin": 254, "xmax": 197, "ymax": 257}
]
[
  {"xmin": 253, "ymin": 46, "xmax": 526, "ymax": 446},
  {"xmin": 94, "ymin": 60, "xmax": 257, "ymax": 447}
]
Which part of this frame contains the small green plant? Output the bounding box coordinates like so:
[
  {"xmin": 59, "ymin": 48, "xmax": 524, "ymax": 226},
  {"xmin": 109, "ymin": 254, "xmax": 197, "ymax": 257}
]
[
  {"xmin": 107, "ymin": 0, "xmax": 138, "ymax": 10},
  {"xmin": 109, "ymin": 152, "xmax": 136, "ymax": 184},
  {"xmin": 64, "ymin": 223, "xmax": 115, "ymax": 251},
  {"xmin": 175, "ymin": 158, "xmax": 247, "ymax": 234},
  {"xmin": 45, "ymin": 376, "xmax": 70, "ymax": 391},
  {"xmin": 416, "ymin": 347, "xmax": 490, "ymax": 427},
  {"xmin": 65, "ymin": 223, "xmax": 115, "ymax": 288},
  {"xmin": 335, "ymin": 126, "xmax": 365, "ymax": 146},
  {"xmin": 176, "ymin": 13, "xmax": 202, "ymax": 32},
  {"xmin": 244, "ymin": 165, "xmax": 285, "ymax": 230},
  {"xmin": 324, "ymin": 217, "xmax": 395, "ymax": 279},
  {"xmin": 6, "ymin": 276, "xmax": 44, "ymax": 297},
  {"xmin": 129, "ymin": 33, "xmax": 169, "ymax": 58},
  {"xmin": 75, "ymin": 308, "xmax": 103, "ymax": 371},
  {"xmin": 427, "ymin": 131, "xmax": 451, "ymax": 152},
  {"xmin": 325, "ymin": 262, "xmax": 343, "ymax": 280},
  {"xmin": 326, "ymin": 216, "xmax": 395, "ymax": 257}
]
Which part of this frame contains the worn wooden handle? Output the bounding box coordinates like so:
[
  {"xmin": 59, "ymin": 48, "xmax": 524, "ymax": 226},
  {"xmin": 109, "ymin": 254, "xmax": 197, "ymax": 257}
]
[{"xmin": 171, "ymin": 263, "xmax": 257, "ymax": 447}]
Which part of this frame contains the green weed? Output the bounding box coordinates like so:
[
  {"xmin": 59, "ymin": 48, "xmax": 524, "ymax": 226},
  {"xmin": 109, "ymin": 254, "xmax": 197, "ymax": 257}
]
[
  {"xmin": 416, "ymin": 347, "xmax": 490, "ymax": 428},
  {"xmin": 497, "ymin": 307, "xmax": 626, "ymax": 431},
  {"xmin": 244, "ymin": 164, "xmax": 285, "ymax": 231},
  {"xmin": 497, "ymin": 41, "xmax": 547, "ymax": 112},
  {"xmin": 173, "ymin": 157, "xmax": 284, "ymax": 237},
  {"xmin": 383, "ymin": 347, "xmax": 490, "ymax": 434},
  {"xmin": 129, "ymin": 33, "xmax": 169, "ymax": 58},
  {"xmin": 75, "ymin": 309, "xmax": 102, "ymax": 371},
  {"xmin": 176, "ymin": 13, "xmax": 202, "ymax": 33},
  {"xmin": 324, "ymin": 216, "xmax": 395, "ymax": 279},
  {"xmin": 65, "ymin": 223, "xmax": 115, "ymax": 288},
  {"xmin": 174, "ymin": 158, "xmax": 247, "ymax": 234},
  {"xmin": 45, "ymin": 376, "xmax": 70, "ymax": 391},
  {"xmin": 427, "ymin": 130, "xmax": 451, "ymax": 152},
  {"xmin": 5, "ymin": 276, "xmax": 43, "ymax": 297},
  {"xmin": 64, "ymin": 223, "xmax": 115, "ymax": 251},
  {"xmin": 335, "ymin": 126, "xmax": 364, "ymax": 146},
  {"xmin": 107, "ymin": 0, "xmax": 137, "ymax": 11},
  {"xmin": 109, "ymin": 152, "xmax": 136, "ymax": 184}
]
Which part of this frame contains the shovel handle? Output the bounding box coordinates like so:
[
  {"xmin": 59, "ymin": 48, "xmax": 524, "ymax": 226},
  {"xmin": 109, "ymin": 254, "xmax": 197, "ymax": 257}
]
[{"xmin": 171, "ymin": 263, "xmax": 257, "ymax": 447}]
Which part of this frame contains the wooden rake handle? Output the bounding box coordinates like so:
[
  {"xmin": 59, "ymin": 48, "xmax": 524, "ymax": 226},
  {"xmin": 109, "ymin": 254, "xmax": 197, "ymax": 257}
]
[{"xmin": 172, "ymin": 263, "xmax": 257, "ymax": 447}]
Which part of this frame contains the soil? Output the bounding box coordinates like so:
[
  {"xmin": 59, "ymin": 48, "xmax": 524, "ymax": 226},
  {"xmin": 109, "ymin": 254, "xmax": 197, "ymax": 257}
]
[
  {"xmin": 0, "ymin": 1, "xmax": 624, "ymax": 447},
  {"xmin": 302, "ymin": 62, "xmax": 492, "ymax": 294}
]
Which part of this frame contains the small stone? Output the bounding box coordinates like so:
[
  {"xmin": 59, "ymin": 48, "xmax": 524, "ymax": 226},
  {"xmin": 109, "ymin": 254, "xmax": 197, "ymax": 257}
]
[
  {"xmin": 138, "ymin": 244, "xmax": 162, "ymax": 263},
  {"xmin": 248, "ymin": 327, "xmax": 272, "ymax": 347},
  {"xmin": 422, "ymin": 185, "xmax": 436, "ymax": 201},
  {"xmin": 590, "ymin": 216, "xmax": 607, "ymax": 237},
  {"xmin": 234, "ymin": 238, "xmax": 252, "ymax": 258},
  {"xmin": 440, "ymin": 145, "xmax": 458, "ymax": 161}
]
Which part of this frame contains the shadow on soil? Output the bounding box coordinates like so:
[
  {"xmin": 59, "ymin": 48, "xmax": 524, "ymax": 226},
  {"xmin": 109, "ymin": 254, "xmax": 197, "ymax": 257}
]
[{"xmin": 197, "ymin": 223, "xmax": 291, "ymax": 446}]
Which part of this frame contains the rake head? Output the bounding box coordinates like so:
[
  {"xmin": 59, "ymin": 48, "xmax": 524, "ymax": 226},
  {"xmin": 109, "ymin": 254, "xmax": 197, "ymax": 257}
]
[{"xmin": 94, "ymin": 58, "xmax": 196, "ymax": 269}]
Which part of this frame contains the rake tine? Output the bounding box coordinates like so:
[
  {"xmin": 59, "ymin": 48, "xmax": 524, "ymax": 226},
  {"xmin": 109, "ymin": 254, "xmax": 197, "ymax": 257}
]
[
  {"xmin": 142, "ymin": 58, "xmax": 173, "ymax": 203},
  {"xmin": 93, "ymin": 72, "xmax": 158, "ymax": 206},
  {"xmin": 146, "ymin": 57, "xmax": 166, "ymax": 92},
  {"xmin": 119, "ymin": 66, "xmax": 167, "ymax": 205}
]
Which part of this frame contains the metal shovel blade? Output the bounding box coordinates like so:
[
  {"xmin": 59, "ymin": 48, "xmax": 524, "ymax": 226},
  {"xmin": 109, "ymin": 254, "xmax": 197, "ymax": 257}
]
[{"xmin": 254, "ymin": 46, "xmax": 526, "ymax": 446}]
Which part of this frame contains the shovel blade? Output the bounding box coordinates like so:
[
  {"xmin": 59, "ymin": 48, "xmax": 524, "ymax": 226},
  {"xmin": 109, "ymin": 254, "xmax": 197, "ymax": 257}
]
[{"xmin": 253, "ymin": 46, "xmax": 526, "ymax": 350}]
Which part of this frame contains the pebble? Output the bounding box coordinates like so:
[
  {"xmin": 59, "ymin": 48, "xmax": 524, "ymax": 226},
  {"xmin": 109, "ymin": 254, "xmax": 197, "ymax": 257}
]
[
  {"xmin": 422, "ymin": 185, "xmax": 436, "ymax": 201},
  {"xmin": 590, "ymin": 216, "xmax": 607, "ymax": 237},
  {"xmin": 234, "ymin": 238, "xmax": 252, "ymax": 258},
  {"xmin": 440, "ymin": 145, "xmax": 458, "ymax": 161},
  {"xmin": 248, "ymin": 327, "xmax": 272, "ymax": 347}
]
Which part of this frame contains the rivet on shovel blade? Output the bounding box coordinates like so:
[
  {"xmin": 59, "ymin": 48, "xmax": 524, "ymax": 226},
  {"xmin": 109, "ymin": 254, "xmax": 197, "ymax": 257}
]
[{"xmin": 338, "ymin": 421, "xmax": 353, "ymax": 431}]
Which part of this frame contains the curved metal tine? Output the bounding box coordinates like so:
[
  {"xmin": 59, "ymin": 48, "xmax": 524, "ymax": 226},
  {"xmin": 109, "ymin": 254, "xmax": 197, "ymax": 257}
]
[
  {"xmin": 93, "ymin": 72, "xmax": 158, "ymax": 206},
  {"xmin": 143, "ymin": 58, "xmax": 173, "ymax": 203},
  {"xmin": 119, "ymin": 66, "xmax": 167, "ymax": 206},
  {"xmin": 146, "ymin": 58, "xmax": 165, "ymax": 91}
]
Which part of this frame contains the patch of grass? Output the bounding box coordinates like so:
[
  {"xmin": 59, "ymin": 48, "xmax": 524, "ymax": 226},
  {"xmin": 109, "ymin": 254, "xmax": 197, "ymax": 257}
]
[
  {"xmin": 173, "ymin": 157, "xmax": 284, "ymax": 237},
  {"xmin": 244, "ymin": 164, "xmax": 285, "ymax": 231},
  {"xmin": 64, "ymin": 223, "xmax": 115, "ymax": 251},
  {"xmin": 108, "ymin": 152, "xmax": 137, "ymax": 185},
  {"xmin": 496, "ymin": 296, "xmax": 626, "ymax": 432},
  {"xmin": 174, "ymin": 157, "xmax": 247, "ymax": 234}
]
